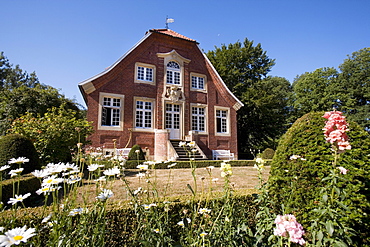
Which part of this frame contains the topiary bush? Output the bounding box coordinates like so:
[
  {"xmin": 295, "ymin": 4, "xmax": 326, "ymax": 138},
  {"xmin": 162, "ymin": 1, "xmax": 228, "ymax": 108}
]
[
  {"xmin": 261, "ymin": 148, "xmax": 275, "ymax": 159},
  {"xmin": 268, "ymin": 112, "xmax": 370, "ymax": 244},
  {"xmin": 127, "ymin": 144, "xmax": 145, "ymax": 161},
  {"xmin": 0, "ymin": 134, "xmax": 41, "ymax": 177}
]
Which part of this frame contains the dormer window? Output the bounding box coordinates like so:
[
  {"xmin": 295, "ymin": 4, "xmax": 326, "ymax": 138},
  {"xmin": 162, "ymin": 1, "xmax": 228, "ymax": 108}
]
[{"xmin": 166, "ymin": 61, "xmax": 181, "ymax": 85}]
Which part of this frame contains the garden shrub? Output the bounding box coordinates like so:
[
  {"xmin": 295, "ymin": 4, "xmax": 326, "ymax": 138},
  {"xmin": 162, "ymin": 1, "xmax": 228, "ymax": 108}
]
[
  {"xmin": 0, "ymin": 194, "xmax": 258, "ymax": 246},
  {"xmin": 122, "ymin": 160, "xmax": 270, "ymax": 169},
  {"xmin": 0, "ymin": 134, "xmax": 41, "ymax": 176},
  {"xmin": 268, "ymin": 112, "xmax": 370, "ymax": 244},
  {"xmin": 261, "ymin": 148, "xmax": 275, "ymax": 159},
  {"xmin": 0, "ymin": 174, "xmax": 41, "ymax": 206},
  {"xmin": 127, "ymin": 144, "xmax": 145, "ymax": 160}
]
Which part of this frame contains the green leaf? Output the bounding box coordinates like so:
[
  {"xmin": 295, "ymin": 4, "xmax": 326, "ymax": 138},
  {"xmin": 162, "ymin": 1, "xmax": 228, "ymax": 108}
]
[
  {"xmin": 325, "ymin": 221, "xmax": 335, "ymax": 236},
  {"xmin": 187, "ymin": 184, "xmax": 195, "ymax": 196}
]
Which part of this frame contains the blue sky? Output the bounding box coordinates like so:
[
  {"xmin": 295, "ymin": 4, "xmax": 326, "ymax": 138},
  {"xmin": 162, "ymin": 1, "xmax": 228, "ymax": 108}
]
[{"xmin": 1, "ymin": 0, "xmax": 369, "ymax": 108}]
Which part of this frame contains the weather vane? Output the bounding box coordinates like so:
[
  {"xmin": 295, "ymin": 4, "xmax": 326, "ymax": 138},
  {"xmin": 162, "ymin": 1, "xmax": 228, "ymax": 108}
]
[{"xmin": 165, "ymin": 16, "xmax": 174, "ymax": 29}]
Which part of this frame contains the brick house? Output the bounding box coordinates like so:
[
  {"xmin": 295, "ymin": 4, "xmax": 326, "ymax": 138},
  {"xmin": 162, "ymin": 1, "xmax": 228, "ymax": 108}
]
[{"xmin": 78, "ymin": 29, "xmax": 243, "ymax": 161}]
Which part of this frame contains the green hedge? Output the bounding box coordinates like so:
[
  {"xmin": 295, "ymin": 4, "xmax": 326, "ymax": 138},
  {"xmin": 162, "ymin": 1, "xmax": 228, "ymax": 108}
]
[
  {"xmin": 0, "ymin": 194, "xmax": 258, "ymax": 246},
  {"xmin": 268, "ymin": 112, "xmax": 370, "ymax": 245},
  {"xmin": 0, "ymin": 173, "xmax": 41, "ymax": 206},
  {"xmin": 122, "ymin": 160, "xmax": 271, "ymax": 169}
]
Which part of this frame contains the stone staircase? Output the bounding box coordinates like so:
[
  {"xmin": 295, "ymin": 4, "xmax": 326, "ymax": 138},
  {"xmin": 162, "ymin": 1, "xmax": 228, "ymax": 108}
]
[{"xmin": 170, "ymin": 140, "xmax": 207, "ymax": 161}]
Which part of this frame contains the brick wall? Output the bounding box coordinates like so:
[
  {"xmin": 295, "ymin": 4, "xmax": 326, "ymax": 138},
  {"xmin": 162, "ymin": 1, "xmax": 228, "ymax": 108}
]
[{"xmin": 82, "ymin": 31, "xmax": 240, "ymax": 160}]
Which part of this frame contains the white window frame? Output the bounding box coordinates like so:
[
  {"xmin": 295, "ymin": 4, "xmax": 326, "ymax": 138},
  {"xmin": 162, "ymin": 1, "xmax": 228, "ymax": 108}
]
[
  {"xmin": 191, "ymin": 103, "xmax": 207, "ymax": 134},
  {"xmin": 166, "ymin": 61, "xmax": 181, "ymax": 85},
  {"xmin": 214, "ymin": 107, "xmax": 230, "ymax": 136},
  {"xmin": 190, "ymin": 73, "xmax": 207, "ymax": 92},
  {"xmin": 98, "ymin": 93, "xmax": 124, "ymax": 131},
  {"xmin": 133, "ymin": 97, "xmax": 155, "ymax": 132},
  {"xmin": 135, "ymin": 62, "xmax": 156, "ymax": 85}
]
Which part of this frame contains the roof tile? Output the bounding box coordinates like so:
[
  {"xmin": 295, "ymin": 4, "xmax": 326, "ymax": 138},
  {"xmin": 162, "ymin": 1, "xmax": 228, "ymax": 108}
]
[{"xmin": 149, "ymin": 29, "xmax": 197, "ymax": 43}]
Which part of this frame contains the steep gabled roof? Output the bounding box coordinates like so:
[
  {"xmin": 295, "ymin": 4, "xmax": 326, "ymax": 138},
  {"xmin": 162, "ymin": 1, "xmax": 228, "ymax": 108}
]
[
  {"xmin": 78, "ymin": 29, "xmax": 243, "ymax": 110},
  {"xmin": 147, "ymin": 29, "xmax": 198, "ymax": 43}
]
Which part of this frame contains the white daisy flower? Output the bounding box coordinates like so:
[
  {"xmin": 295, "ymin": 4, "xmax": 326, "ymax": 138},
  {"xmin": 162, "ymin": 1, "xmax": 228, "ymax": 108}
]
[
  {"xmin": 87, "ymin": 164, "xmax": 104, "ymax": 172},
  {"xmin": 255, "ymin": 158, "xmax": 265, "ymax": 164},
  {"xmin": 103, "ymin": 167, "xmax": 120, "ymax": 176},
  {"xmin": 0, "ymin": 225, "xmax": 36, "ymax": 246},
  {"xmin": 167, "ymin": 163, "xmax": 177, "ymax": 168},
  {"xmin": 32, "ymin": 169, "xmax": 51, "ymax": 178},
  {"xmin": 94, "ymin": 176, "xmax": 106, "ymax": 182},
  {"xmin": 0, "ymin": 165, "xmax": 10, "ymax": 172},
  {"xmin": 187, "ymin": 141, "xmax": 196, "ymax": 147},
  {"xmin": 68, "ymin": 208, "xmax": 85, "ymax": 216},
  {"xmin": 177, "ymin": 218, "xmax": 191, "ymax": 227},
  {"xmin": 45, "ymin": 163, "xmax": 65, "ymax": 174},
  {"xmin": 136, "ymin": 164, "xmax": 148, "ymax": 170},
  {"xmin": 36, "ymin": 186, "xmax": 61, "ymax": 195},
  {"xmin": 41, "ymin": 175, "xmax": 64, "ymax": 187},
  {"xmin": 96, "ymin": 189, "xmax": 114, "ymax": 201},
  {"xmin": 41, "ymin": 214, "xmax": 53, "ymax": 223},
  {"xmin": 133, "ymin": 187, "xmax": 142, "ymax": 195},
  {"xmin": 178, "ymin": 141, "xmax": 186, "ymax": 147},
  {"xmin": 198, "ymin": 207, "xmax": 211, "ymax": 214},
  {"xmin": 7, "ymin": 193, "xmax": 31, "ymax": 205},
  {"xmin": 8, "ymin": 157, "xmax": 29, "ymax": 165},
  {"xmin": 8, "ymin": 168, "xmax": 24, "ymax": 177}
]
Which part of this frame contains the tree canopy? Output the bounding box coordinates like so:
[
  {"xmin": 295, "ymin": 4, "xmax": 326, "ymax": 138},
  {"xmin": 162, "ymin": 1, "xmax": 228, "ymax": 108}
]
[
  {"xmin": 0, "ymin": 52, "xmax": 84, "ymax": 135},
  {"xmin": 207, "ymin": 39, "xmax": 291, "ymax": 157},
  {"xmin": 291, "ymin": 48, "xmax": 370, "ymax": 131}
]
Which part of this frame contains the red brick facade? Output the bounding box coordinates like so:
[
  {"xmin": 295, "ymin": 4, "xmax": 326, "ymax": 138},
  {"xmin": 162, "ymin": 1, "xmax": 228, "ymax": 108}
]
[{"xmin": 79, "ymin": 29, "xmax": 243, "ymax": 160}]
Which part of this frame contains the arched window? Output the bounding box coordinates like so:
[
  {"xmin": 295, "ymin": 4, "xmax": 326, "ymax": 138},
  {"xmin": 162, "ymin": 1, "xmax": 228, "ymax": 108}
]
[{"xmin": 166, "ymin": 61, "xmax": 180, "ymax": 85}]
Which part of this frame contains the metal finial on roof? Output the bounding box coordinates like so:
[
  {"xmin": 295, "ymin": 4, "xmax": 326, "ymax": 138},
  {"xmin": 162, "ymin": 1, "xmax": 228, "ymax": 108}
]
[{"xmin": 165, "ymin": 16, "xmax": 174, "ymax": 29}]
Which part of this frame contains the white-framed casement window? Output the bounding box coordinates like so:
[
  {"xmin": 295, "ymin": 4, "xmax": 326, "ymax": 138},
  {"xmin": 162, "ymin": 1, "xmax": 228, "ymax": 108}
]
[
  {"xmin": 191, "ymin": 104, "xmax": 207, "ymax": 133},
  {"xmin": 166, "ymin": 61, "xmax": 181, "ymax": 85},
  {"xmin": 190, "ymin": 73, "xmax": 206, "ymax": 91},
  {"xmin": 98, "ymin": 93, "xmax": 124, "ymax": 131},
  {"xmin": 135, "ymin": 62, "xmax": 156, "ymax": 85},
  {"xmin": 215, "ymin": 107, "xmax": 230, "ymax": 135},
  {"xmin": 134, "ymin": 97, "xmax": 155, "ymax": 131}
]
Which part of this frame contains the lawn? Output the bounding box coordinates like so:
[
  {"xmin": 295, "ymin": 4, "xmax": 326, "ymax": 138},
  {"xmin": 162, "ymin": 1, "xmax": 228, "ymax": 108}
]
[{"xmin": 75, "ymin": 166, "xmax": 271, "ymax": 204}]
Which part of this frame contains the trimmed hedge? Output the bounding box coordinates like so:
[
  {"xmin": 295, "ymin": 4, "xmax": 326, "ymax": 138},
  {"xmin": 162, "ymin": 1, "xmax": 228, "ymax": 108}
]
[
  {"xmin": 0, "ymin": 194, "xmax": 259, "ymax": 246},
  {"xmin": 0, "ymin": 173, "xmax": 41, "ymax": 206},
  {"xmin": 268, "ymin": 112, "xmax": 370, "ymax": 245},
  {"xmin": 122, "ymin": 159, "xmax": 271, "ymax": 169},
  {"xmin": 0, "ymin": 134, "xmax": 41, "ymax": 176}
]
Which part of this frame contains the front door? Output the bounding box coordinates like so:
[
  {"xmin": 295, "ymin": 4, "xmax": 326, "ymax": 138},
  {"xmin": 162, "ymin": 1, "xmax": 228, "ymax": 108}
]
[{"xmin": 165, "ymin": 103, "xmax": 181, "ymax": 140}]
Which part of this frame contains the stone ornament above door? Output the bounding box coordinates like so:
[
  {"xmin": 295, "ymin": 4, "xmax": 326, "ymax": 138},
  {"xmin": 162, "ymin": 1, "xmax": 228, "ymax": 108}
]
[{"xmin": 165, "ymin": 85, "xmax": 184, "ymax": 102}]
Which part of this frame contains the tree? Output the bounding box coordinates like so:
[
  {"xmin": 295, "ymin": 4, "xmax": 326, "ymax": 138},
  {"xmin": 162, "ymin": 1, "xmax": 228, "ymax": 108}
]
[
  {"xmin": 291, "ymin": 67, "xmax": 340, "ymax": 120},
  {"xmin": 207, "ymin": 38, "xmax": 275, "ymax": 98},
  {"xmin": 290, "ymin": 48, "xmax": 370, "ymax": 131},
  {"xmin": 0, "ymin": 52, "xmax": 84, "ymax": 134},
  {"xmin": 238, "ymin": 77, "xmax": 292, "ymax": 155},
  {"xmin": 9, "ymin": 105, "xmax": 93, "ymax": 164},
  {"xmin": 338, "ymin": 48, "xmax": 370, "ymax": 131},
  {"xmin": 207, "ymin": 39, "xmax": 291, "ymax": 157}
]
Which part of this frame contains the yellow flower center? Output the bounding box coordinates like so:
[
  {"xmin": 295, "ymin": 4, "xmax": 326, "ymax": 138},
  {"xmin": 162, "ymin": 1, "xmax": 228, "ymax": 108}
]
[
  {"xmin": 46, "ymin": 179, "xmax": 53, "ymax": 184},
  {"xmin": 13, "ymin": 235, "xmax": 23, "ymax": 241}
]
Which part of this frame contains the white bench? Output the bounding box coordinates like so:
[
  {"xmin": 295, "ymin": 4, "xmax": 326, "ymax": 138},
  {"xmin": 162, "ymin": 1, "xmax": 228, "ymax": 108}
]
[
  {"xmin": 212, "ymin": 150, "xmax": 235, "ymax": 160},
  {"xmin": 116, "ymin": 148, "xmax": 131, "ymax": 158}
]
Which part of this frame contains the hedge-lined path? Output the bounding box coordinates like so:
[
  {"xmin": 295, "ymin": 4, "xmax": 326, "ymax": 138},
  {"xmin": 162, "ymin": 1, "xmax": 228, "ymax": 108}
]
[{"xmin": 76, "ymin": 166, "xmax": 270, "ymax": 204}]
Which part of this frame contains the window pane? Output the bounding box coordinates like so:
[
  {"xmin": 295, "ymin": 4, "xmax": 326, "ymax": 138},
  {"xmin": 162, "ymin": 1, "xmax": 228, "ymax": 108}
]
[
  {"xmin": 174, "ymin": 72, "xmax": 180, "ymax": 84},
  {"xmin": 198, "ymin": 77, "xmax": 204, "ymax": 89},
  {"xmin": 137, "ymin": 67, "xmax": 144, "ymax": 80},
  {"xmin": 166, "ymin": 71, "xmax": 173, "ymax": 84},
  {"xmin": 146, "ymin": 68, "xmax": 153, "ymax": 81},
  {"xmin": 103, "ymin": 97, "xmax": 111, "ymax": 106}
]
